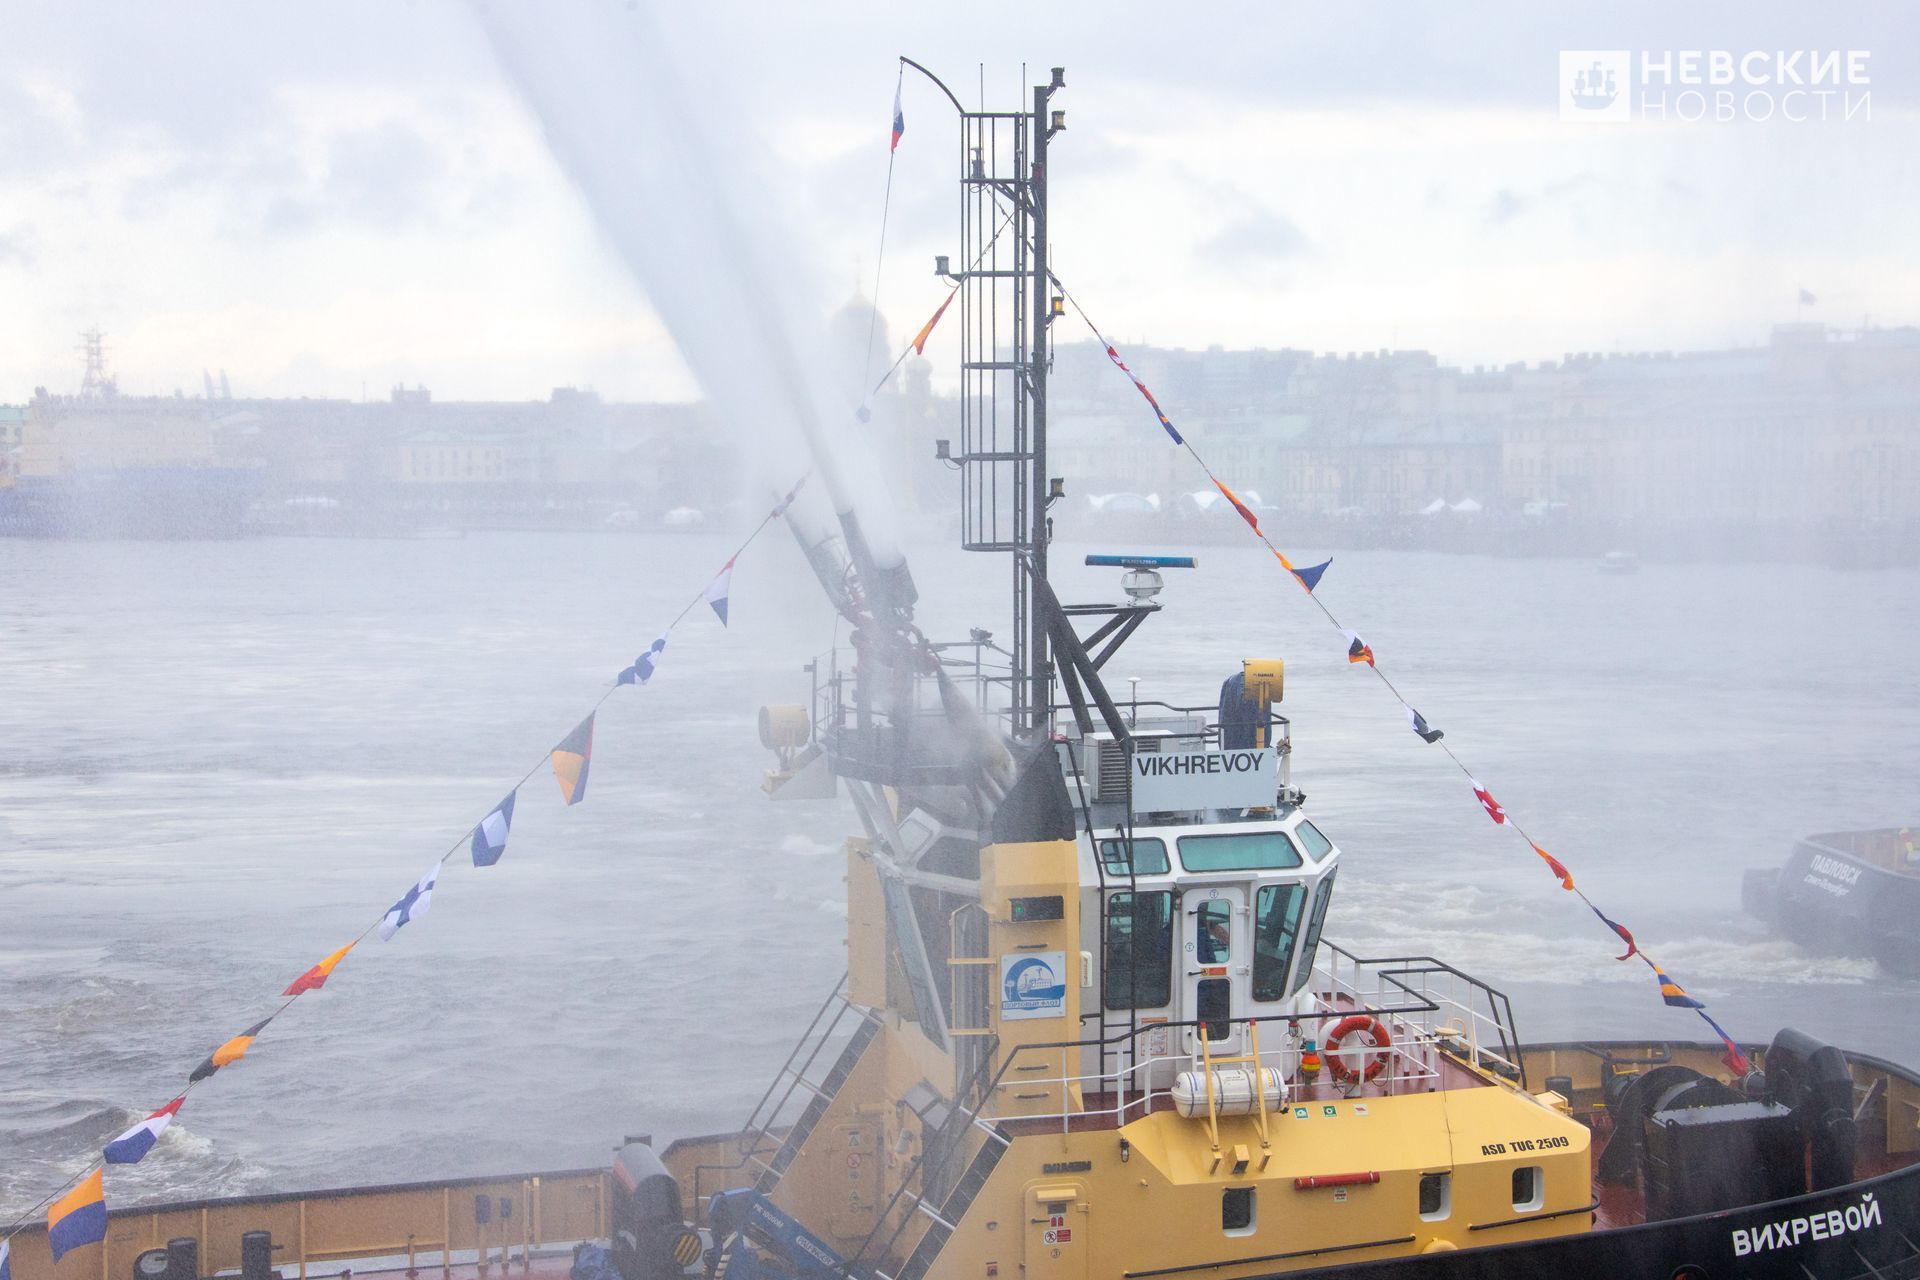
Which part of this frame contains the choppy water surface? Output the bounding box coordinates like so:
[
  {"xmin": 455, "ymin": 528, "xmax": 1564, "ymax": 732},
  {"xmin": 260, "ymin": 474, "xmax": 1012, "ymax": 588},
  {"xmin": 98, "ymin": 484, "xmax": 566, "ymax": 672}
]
[{"xmin": 2, "ymin": 532, "xmax": 1916, "ymax": 1215}]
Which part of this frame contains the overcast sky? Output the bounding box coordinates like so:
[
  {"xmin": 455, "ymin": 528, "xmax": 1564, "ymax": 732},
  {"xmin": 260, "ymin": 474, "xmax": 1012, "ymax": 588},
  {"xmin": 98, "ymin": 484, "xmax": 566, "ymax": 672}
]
[{"xmin": 2, "ymin": 1, "xmax": 1915, "ymax": 403}]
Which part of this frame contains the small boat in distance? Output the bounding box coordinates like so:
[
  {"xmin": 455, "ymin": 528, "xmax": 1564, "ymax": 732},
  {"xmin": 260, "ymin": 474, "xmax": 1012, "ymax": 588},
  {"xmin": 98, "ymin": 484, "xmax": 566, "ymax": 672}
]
[{"xmin": 1745, "ymin": 828, "xmax": 1920, "ymax": 973}]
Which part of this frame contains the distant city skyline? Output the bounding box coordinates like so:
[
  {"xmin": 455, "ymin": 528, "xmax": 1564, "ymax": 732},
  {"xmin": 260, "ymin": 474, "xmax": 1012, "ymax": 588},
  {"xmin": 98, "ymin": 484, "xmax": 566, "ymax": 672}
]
[
  {"xmin": 3, "ymin": 2, "xmax": 1914, "ymax": 403},
  {"xmin": 11, "ymin": 317, "xmax": 1910, "ymax": 408}
]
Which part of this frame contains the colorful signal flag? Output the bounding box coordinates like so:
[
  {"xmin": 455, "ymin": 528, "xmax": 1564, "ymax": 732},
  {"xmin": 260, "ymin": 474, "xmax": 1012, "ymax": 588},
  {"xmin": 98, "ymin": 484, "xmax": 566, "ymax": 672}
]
[
  {"xmin": 1406, "ymin": 707, "xmax": 1444, "ymax": 743},
  {"xmin": 1653, "ymin": 964, "xmax": 1704, "ymax": 1009},
  {"xmin": 47, "ymin": 1169, "xmax": 107, "ymax": 1262},
  {"xmin": 550, "ymin": 714, "xmax": 595, "ymax": 805},
  {"xmin": 1289, "ymin": 557, "xmax": 1332, "ymax": 593},
  {"xmin": 704, "ymin": 558, "xmax": 735, "ymax": 627},
  {"xmin": 1590, "ymin": 906, "xmax": 1639, "ymax": 960},
  {"xmin": 619, "ymin": 636, "xmax": 668, "ymax": 687},
  {"xmin": 470, "ymin": 791, "xmax": 517, "ymax": 867},
  {"xmin": 1530, "ymin": 843, "xmax": 1574, "ymax": 890},
  {"xmin": 379, "ymin": 863, "xmax": 441, "ymax": 941},
  {"xmin": 1102, "ymin": 344, "xmax": 1182, "ymax": 444},
  {"xmin": 1212, "ymin": 478, "xmax": 1260, "ymax": 533},
  {"xmin": 911, "ymin": 290, "xmax": 956, "ymax": 355},
  {"xmin": 189, "ymin": 1018, "xmax": 271, "ymax": 1082},
  {"xmin": 104, "ymin": 1097, "xmax": 184, "ymax": 1165},
  {"xmin": 1343, "ymin": 631, "xmax": 1374, "ymax": 666},
  {"xmin": 1470, "ymin": 779, "xmax": 1506, "ymax": 824},
  {"xmin": 284, "ymin": 940, "xmax": 357, "ymax": 996}
]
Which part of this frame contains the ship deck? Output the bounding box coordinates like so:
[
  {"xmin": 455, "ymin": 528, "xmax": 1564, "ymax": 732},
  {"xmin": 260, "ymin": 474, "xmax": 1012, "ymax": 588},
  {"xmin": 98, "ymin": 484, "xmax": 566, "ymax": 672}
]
[{"xmin": 1029, "ymin": 1045, "xmax": 1503, "ymax": 1136}]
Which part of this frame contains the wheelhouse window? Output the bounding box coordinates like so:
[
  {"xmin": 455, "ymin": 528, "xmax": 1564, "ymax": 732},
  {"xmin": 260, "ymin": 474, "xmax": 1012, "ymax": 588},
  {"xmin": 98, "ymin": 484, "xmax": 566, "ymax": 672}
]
[
  {"xmin": 1103, "ymin": 890, "xmax": 1173, "ymax": 1010},
  {"xmin": 1252, "ymin": 883, "xmax": 1307, "ymax": 1002},
  {"xmin": 1196, "ymin": 977, "xmax": 1232, "ymax": 1042},
  {"xmin": 1296, "ymin": 820, "xmax": 1335, "ymax": 862},
  {"xmin": 1098, "ymin": 837, "xmax": 1171, "ymax": 876},
  {"xmin": 1196, "ymin": 899, "xmax": 1233, "ymax": 963},
  {"xmin": 1289, "ymin": 871, "xmax": 1338, "ymax": 995},
  {"xmin": 1177, "ymin": 831, "xmax": 1303, "ymax": 872}
]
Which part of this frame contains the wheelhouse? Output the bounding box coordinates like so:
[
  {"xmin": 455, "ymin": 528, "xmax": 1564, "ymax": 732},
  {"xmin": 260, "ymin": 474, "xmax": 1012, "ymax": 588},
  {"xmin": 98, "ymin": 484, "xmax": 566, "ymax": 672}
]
[{"xmin": 1058, "ymin": 695, "xmax": 1342, "ymax": 1090}]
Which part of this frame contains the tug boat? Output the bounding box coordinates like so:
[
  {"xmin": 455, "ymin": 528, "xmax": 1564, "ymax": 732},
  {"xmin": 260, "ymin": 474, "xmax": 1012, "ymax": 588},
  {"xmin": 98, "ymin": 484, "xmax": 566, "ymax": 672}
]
[
  {"xmin": 1744, "ymin": 829, "xmax": 1920, "ymax": 975},
  {"xmin": 9, "ymin": 60, "xmax": 1920, "ymax": 1280}
]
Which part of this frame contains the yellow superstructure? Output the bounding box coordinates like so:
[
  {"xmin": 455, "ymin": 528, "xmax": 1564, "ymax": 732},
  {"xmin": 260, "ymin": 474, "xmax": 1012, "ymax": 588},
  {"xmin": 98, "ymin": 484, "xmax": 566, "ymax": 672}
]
[{"xmin": 687, "ymin": 718, "xmax": 1596, "ymax": 1279}]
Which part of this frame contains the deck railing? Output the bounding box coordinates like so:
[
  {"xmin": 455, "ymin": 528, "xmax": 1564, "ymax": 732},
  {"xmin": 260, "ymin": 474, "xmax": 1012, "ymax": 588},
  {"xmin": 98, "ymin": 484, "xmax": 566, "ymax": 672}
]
[{"xmin": 966, "ymin": 941, "xmax": 1527, "ymax": 1128}]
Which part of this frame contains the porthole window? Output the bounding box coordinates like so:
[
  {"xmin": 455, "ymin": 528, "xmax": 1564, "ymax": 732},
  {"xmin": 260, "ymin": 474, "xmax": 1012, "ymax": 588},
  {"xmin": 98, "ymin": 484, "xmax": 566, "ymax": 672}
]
[
  {"xmin": 1222, "ymin": 1187, "xmax": 1255, "ymax": 1236},
  {"xmin": 1512, "ymin": 1166, "xmax": 1543, "ymax": 1212}
]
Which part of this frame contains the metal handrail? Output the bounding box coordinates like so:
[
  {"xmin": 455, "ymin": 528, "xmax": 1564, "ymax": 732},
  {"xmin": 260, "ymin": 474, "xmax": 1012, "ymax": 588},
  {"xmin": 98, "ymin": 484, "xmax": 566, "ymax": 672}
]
[
  {"xmin": 841, "ymin": 1033, "xmax": 1009, "ymax": 1277},
  {"xmin": 691, "ymin": 974, "xmax": 871, "ymax": 1221}
]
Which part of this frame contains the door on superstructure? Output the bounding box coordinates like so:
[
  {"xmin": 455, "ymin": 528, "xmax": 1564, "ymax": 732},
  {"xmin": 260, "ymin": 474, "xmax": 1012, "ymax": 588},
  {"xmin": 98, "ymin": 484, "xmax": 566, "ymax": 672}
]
[
  {"xmin": 1021, "ymin": 1182, "xmax": 1088, "ymax": 1280},
  {"xmin": 1183, "ymin": 885, "xmax": 1245, "ymax": 1056}
]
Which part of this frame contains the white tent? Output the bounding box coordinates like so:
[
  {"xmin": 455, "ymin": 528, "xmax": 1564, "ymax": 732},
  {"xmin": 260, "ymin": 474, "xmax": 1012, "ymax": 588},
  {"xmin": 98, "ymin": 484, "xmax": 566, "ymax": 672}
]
[
  {"xmin": 1450, "ymin": 498, "xmax": 1483, "ymax": 514},
  {"xmin": 1419, "ymin": 498, "xmax": 1448, "ymax": 515}
]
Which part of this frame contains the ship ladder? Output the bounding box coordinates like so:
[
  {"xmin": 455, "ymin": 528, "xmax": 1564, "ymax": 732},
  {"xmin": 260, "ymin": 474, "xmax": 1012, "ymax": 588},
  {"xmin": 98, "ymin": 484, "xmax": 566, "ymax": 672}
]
[
  {"xmin": 847, "ymin": 1061, "xmax": 1013, "ymax": 1280},
  {"xmin": 693, "ymin": 974, "xmax": 884, "ymax": 1219},
  {"xmin": 1197, "ymin": 1018, "xmax": 1275, "ymax": 1175}
]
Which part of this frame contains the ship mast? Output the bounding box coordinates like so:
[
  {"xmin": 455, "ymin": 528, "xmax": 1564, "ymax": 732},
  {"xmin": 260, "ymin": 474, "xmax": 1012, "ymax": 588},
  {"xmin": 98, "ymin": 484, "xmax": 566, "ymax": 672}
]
[{"xmin": 911, "ymin": 61, "xmax": 1065, "ymax": 735}]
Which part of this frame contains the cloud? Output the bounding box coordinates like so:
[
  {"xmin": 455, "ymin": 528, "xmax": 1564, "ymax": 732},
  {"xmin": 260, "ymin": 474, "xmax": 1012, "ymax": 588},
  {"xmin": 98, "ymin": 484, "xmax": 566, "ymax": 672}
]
[
  {"xmin": 1197, "ymin": 207, "xmax": 1310, "ymax": 266},
  {"xmin": 265, "ymin": 121, "xmax": 450, "ymax": 235},
  {"xmin": 0, "ymin": 225, "xmax": 36, "ymax": 265},
  {"xmin": 1484, "ymin": 187, "xmax": 1527, "ymax": 225}
]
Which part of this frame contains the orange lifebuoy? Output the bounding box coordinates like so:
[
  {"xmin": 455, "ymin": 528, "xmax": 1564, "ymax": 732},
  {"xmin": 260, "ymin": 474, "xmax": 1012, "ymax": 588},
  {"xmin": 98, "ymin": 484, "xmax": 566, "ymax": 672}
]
[{"xmin": 1323, "ymin": 1014, "xmax": 1393, "ymax": 1083}]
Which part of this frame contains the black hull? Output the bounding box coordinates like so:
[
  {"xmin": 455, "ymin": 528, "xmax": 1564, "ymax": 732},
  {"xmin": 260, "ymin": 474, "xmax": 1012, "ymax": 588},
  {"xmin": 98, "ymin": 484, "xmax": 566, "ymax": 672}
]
[
  {"xmin": 1745, "ymin": 831, "xmax": 1920, "ymax": 974},
  {"xmin": 1292, "ymin": 1162, "xmax": 1919, "ymax": 1279},
  {"xmin": 1275, "ymin": 1040, "xmax": 1920, "ymax": 1280}
]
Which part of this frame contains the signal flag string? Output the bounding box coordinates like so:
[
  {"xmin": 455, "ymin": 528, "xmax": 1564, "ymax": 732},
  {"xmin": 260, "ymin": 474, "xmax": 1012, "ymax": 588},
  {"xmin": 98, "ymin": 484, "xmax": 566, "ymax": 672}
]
[
  {"xmin": 863, "ymin": 202, "xmax": 1018, "ymax": 406},
  {"xmin": 1048, "ymin": 268, "xmax": 1753, "ymax": 1077},
  {"xmin": 3, "ymin": 88, "xmax": 1023, "ymax": 1253},
  {"xmin": 0, "ymin": 481, "xmax": 812, "ymax": 1250}
]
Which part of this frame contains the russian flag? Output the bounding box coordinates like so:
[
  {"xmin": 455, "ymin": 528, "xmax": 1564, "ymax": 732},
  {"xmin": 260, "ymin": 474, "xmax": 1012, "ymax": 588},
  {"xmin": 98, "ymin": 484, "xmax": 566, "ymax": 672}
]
[
  {"xmin": 891, "ymin": 81, "xmax": 904, "ymax": 152},
  {"xmin": 47, "ymin": 1168, "xmax": 107, "ymax": 1262},
  {"xmin": 104, "ymin": 1097, "xmax": 184, "ymax": 1165},
  {"xmin": 704, "ymin": 558, "xmax": 735, "ymax": 627}
]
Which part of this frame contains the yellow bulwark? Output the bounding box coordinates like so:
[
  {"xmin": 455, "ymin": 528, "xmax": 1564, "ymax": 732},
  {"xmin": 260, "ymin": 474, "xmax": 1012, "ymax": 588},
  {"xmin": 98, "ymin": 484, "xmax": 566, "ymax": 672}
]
[{"xmin": 3, "ymin": 1172, "xmax": 607, "ymax": 1280}]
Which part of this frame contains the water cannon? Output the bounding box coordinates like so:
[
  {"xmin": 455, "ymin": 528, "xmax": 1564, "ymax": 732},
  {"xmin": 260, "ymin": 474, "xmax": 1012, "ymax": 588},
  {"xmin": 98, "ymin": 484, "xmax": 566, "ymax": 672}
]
[
  {"xmin": 1231, "ymin": 658, "xmax": 1285, "ymax": 752},
  {"xmin": 1242, "ymin": 658, "xmax": 1284, "ymax": 706},
  {"xmin": 1085, "ymin": 553, "xmax": 1196, "ymax": 606},
  {"xmin": 758, "ymin": 704, "xmax": 809, "ymax": 766}
]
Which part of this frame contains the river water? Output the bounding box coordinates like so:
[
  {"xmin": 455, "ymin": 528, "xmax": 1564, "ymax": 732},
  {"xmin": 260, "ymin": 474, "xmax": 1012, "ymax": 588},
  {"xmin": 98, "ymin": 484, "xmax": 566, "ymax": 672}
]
[{"xmin": 2, "ymin": 530, "xmax": 1916, "ymax": 1217}]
